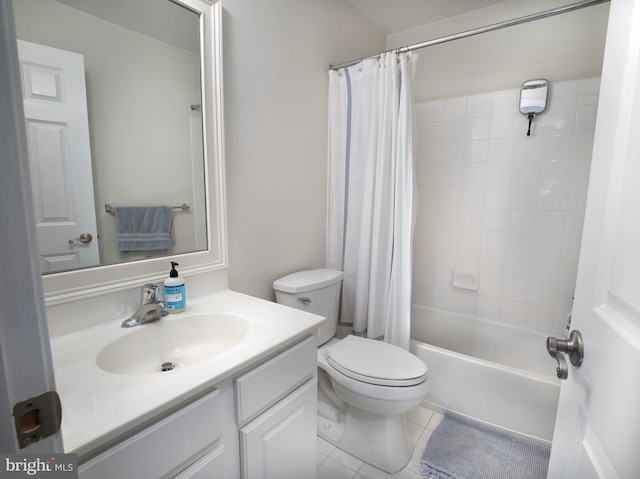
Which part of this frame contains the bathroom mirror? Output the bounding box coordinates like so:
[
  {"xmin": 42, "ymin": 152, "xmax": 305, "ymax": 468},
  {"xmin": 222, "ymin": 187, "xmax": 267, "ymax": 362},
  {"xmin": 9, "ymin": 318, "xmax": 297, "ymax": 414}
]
[
  {"xmin": 12, "ymin": 0, "xmax": 223, "ymax": 284},
  {"xmin": 519, "ymin": 79, "xmax": 549, "ymax": 136},
  {"xmin": 11, "ymin": 0, "xmax": 226, "ymax": 302}
]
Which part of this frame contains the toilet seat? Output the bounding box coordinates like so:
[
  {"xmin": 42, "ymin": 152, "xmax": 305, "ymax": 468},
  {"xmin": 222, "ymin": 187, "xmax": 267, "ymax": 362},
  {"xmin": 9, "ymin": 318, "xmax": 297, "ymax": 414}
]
[{"xmin": 326, "ymin": 335, "xmax": 427, "ymax": 387}]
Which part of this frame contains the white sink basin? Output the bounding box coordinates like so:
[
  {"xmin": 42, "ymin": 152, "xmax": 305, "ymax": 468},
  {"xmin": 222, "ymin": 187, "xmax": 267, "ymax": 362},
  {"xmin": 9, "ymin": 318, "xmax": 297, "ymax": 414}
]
[{"xmin": 96, "ymin": 313, "xmax": 250, "ymax": 374}]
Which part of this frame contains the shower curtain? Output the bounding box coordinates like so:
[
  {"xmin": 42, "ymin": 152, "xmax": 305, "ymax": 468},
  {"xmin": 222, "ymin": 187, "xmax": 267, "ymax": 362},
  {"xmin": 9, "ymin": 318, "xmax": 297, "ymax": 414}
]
[{"xmin": 327, "ymin": 52, "xmax": 417, "ymax": 350}]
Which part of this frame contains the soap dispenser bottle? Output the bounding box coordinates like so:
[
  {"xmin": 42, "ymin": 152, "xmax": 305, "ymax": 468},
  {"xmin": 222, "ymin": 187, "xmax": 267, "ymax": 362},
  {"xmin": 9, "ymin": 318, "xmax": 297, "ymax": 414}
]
[{"xmin": 164, "ymin": 262, "xmax": 186, "ymax": 313}]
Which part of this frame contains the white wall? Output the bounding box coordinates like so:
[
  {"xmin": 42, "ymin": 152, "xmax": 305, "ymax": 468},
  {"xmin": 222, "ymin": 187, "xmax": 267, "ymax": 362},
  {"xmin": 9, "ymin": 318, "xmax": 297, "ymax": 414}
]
[
  {"xmin": 222, "ymin": 0, "xmax": 385, "ymax": 299},
  {"xmin": 388, "ymin": 0, "xmax": 609, "ymax": 101},
  {"xmin": 414, "ymin": 78, "xmax": 599, "ymax": 335},
  {"xmin": 14, "ymin": 0, "xmax": 201, "ymax": 265}
]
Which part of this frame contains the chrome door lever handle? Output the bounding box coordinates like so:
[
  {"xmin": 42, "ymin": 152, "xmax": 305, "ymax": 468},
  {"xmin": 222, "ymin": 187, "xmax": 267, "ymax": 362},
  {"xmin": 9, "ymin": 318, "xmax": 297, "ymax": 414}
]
[
  {"xmin": 548, "ymin": 349, "xmax": 568, "ymax": 379},
  {"xmin": 546, "ymin": 330, "xmax": 584, "ymax": 380},
  {"xmin": 68, "ymin": 232, "xmax": 93, "ymax": 245}
]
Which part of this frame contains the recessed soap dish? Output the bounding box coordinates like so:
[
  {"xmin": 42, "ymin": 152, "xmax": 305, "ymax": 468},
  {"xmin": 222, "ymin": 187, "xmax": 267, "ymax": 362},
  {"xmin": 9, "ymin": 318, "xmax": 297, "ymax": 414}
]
[{"xmin": 452, "ymin": 270, "xmax": 479, "ymax": 291}]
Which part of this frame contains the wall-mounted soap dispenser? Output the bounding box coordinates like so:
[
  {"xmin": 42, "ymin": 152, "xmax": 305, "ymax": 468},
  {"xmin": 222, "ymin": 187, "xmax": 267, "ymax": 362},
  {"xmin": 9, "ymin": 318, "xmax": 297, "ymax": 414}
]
[{"xmin": 519, "ymin": 79, "xmax": 549, "ymax": 136}]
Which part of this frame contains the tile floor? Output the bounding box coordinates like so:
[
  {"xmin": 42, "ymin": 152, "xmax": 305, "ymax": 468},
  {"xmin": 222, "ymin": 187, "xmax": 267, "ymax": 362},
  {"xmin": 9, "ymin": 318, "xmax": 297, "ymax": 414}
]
[{"xmin": 316, "ymin": 405, "xmax": 444, "ymax": 479}]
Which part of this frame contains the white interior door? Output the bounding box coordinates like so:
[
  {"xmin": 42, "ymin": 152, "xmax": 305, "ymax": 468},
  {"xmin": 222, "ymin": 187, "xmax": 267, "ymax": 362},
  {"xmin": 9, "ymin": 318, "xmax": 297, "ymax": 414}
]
[
  {"xmin": 547, "ymin": 1, "xmax": 640, "ymax": 477},
  {"xmin": 0, "ymin": 3, "xmax": 62, "ymax": 452},
  {"xmin": 18, "ymin": 40, "xmax": 99, "ymax": 273}
]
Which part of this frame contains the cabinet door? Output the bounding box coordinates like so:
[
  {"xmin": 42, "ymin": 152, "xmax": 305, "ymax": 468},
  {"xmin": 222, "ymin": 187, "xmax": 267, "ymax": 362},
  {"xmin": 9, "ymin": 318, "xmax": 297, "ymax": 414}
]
[{"xmin": 240, "ymin": 379, "xmax": 316, "ymax": 479}]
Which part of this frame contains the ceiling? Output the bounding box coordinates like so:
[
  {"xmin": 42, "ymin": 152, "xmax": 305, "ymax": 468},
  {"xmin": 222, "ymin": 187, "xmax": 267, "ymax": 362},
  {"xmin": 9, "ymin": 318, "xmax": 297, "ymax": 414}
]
[
  {"xmin": 348, "ymin": 0, "xmax": 508, "ymax": 35},
  {"xmin": 55, "ymin": 0, "xmax": 199, "ymax": 52}
]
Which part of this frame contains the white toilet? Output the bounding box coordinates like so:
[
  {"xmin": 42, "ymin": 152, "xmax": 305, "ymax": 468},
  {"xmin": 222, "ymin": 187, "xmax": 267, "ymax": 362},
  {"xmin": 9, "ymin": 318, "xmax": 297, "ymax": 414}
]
[{"xmin": 273, "ymin": 269, "xmax": 428, "ymax": 473}]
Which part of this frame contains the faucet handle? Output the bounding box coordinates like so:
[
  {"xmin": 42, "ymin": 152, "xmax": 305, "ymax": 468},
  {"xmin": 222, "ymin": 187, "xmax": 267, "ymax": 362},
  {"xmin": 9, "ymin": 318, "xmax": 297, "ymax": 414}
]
[{"xmin": 141, "ymin": 283, "xmax": 160, "ymax": 303}]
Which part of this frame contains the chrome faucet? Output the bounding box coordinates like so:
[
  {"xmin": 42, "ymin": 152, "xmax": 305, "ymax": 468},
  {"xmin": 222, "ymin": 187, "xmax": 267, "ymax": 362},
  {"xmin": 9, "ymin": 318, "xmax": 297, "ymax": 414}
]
[{"xmin": 121, "ymin": 283, "xmax": 168, "ymax": 328}]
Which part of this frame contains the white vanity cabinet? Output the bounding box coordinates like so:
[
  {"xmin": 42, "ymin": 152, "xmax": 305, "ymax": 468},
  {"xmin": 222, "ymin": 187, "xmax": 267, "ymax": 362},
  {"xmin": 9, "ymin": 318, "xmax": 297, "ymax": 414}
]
[
  {"xmin": 235, "ymin": 336, "xmax": 318, "ymax": 479},
  {"xmin": 76, "ymin": 335, "xmax": 317, "ymax": 479}
]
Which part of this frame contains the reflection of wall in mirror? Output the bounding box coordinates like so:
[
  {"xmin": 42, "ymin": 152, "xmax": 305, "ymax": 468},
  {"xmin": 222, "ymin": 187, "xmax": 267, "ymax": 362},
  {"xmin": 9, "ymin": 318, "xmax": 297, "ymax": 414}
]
[{"xmin": 13, "ymin": 0, "xmax": 204, "ymax": 267}]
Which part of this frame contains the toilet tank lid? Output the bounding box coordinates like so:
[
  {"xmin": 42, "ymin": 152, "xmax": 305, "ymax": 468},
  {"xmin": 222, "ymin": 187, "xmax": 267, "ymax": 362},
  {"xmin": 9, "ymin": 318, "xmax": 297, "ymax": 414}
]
[{"xmin": 273, "ymin": 269, "xmax": 343, "ymax": 293}]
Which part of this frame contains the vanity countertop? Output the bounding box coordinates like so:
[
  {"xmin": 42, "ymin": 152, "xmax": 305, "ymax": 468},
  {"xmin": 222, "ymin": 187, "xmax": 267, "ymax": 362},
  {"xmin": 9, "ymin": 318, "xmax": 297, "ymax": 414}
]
[{"xmin": 50, "ymin": 289, "xmax": 324, "ymax": 458}]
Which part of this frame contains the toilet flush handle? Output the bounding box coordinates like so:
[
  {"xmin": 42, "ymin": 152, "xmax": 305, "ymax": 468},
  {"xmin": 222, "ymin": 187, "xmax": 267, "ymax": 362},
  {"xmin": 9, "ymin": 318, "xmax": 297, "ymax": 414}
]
[{"xmin": 297, "ymin": 297, "xmax": 311, "ymax": 306}]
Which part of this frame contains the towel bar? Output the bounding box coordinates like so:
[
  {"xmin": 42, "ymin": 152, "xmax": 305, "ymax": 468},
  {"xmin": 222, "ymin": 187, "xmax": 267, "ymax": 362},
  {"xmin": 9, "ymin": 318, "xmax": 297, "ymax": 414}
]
[{"xmin": 105, "ymin": 204, "xmax": 190, "ymax": 215}]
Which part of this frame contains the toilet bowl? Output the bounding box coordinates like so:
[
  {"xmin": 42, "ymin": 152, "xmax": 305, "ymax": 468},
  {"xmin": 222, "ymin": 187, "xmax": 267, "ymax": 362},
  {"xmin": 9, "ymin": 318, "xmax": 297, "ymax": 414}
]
[{"xmin": 273, "ymin": 269, "xmax": 428, "ymax": 474}]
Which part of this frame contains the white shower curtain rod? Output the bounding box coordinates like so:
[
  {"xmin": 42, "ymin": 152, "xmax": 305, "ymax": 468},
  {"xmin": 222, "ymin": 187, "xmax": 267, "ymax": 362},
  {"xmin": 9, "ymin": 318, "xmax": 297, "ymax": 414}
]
[{"xmin": 329, "ymin": 0, "xmax": 609, "ymax": 70}]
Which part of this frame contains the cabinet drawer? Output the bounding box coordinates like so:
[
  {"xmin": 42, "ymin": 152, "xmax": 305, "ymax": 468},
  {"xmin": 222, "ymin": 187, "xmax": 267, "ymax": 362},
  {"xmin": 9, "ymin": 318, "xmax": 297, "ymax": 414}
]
[
  {"xmin": 79, "ymin": 389, "xmax": 221, "ymax": 479},
  {"xmin": 173, "ymin": 444, "xmax": 226, "ymax": 479},
  {"xmin": 235, "ymin": 336, "xmax": 316, "ymax": 424}
]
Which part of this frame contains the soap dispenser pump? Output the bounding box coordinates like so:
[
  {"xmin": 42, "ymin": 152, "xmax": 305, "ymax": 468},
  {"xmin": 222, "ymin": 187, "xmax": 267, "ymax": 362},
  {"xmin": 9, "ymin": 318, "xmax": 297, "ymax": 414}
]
[{"xmin": 164, "ymin": 262, "xmax": 186, "ymax": 313}]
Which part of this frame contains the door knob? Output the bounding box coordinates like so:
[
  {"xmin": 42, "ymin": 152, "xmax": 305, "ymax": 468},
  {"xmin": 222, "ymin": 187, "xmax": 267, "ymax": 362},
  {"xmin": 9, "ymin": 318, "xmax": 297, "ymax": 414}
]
[
  {"xmin": 546, "ymin": 330, "xmax": 584, "ymax": 380},
  {"xmin": 68, "ymin": 233, "xmax": 93, "ymax": 245}
]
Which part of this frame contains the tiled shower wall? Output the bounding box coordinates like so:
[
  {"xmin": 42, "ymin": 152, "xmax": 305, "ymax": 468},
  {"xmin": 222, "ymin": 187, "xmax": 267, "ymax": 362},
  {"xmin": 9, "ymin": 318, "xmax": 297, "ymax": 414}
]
[{"xmin": 412, "ymin": 77, "xmax": 600, "ymax": 335}]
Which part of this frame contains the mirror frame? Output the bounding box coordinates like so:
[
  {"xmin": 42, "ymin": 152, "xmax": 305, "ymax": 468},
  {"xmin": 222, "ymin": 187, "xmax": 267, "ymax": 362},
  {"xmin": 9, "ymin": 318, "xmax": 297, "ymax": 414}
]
[{"xmin": 42, "ymin": 0, "xmax": 227, "ymax": 305}]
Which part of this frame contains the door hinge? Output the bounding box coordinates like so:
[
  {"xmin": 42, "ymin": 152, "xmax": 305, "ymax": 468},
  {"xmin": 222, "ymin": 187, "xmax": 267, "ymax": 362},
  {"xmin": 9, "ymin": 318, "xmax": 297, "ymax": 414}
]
[{"xmin": 13, "ymin": 391, "xmax": 62, "ymax": 449}]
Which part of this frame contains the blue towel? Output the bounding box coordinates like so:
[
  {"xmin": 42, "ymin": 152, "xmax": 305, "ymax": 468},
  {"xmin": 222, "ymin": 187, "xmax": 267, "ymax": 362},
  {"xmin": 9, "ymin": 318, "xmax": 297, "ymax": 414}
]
[{"xmin": 114, "ymin": 206, "xmax": 174, "ymax": 252}]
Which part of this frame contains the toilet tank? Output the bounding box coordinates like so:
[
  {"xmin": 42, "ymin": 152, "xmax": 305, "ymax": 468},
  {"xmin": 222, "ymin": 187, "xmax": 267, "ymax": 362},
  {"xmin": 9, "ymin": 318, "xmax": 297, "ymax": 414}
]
[{"xmin": 273, "ymin": 269, "xmax": 343, "ymax": 345}]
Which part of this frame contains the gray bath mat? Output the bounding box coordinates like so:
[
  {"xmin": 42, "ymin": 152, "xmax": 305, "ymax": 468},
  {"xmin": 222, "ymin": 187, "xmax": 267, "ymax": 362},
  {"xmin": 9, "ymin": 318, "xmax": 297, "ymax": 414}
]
[{"xmin": 420, "ymin": 411, "xmax": 550, "ymax": 479}]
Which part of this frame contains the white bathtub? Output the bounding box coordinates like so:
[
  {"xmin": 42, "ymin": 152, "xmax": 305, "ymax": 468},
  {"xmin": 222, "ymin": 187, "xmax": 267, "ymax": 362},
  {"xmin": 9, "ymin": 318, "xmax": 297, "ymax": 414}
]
[{"xmin": 410, "ymin": 305, "xmax": 561, "ymax": 443}]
